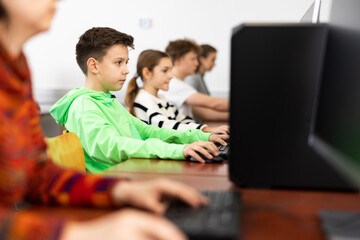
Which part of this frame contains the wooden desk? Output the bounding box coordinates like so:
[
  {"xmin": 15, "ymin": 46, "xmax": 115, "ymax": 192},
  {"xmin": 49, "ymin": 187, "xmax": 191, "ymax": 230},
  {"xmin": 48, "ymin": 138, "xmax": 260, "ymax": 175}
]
[
  {"xmin": 27, "ymin": 159, "xmax": 360, "ymax": 240},
  {"xmin": 103, "ymin": 159, "xmax": 232, "ymax": 189}
]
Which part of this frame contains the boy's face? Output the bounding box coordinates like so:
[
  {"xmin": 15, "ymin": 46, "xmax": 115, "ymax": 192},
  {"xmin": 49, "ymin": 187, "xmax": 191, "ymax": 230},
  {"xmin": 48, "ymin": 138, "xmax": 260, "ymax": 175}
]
[
  {"xmin": 95, "ymin": 44, "xmax": 130, "ymax": 92},
  {"xmin": 177, "ymin": 51, "xmax": 199, "ymax": 77}
]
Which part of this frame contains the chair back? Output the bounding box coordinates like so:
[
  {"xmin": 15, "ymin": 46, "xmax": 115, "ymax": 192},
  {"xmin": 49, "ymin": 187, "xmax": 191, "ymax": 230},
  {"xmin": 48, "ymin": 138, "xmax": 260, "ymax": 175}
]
[{"xmin": 46, "ymin": 132, "xmax": 86, "ymax": 172}]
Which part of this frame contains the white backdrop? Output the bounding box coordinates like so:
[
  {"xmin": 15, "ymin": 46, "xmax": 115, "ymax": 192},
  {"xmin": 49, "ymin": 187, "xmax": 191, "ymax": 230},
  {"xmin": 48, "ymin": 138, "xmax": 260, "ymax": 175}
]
[{"xmin": 25, "ymin": 0, "xmax": 332, "ymax": 105}]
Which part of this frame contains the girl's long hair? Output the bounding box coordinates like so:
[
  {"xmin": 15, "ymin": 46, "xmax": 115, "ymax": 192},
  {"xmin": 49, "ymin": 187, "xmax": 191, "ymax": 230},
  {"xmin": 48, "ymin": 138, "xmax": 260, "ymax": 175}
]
[
  {"xmin": 125, "ymin": 49, "xmax": 169, "ymax": 115},
  {"xmin": 196, "ymin": 44, "xmax": 217, "ymax": 72}
]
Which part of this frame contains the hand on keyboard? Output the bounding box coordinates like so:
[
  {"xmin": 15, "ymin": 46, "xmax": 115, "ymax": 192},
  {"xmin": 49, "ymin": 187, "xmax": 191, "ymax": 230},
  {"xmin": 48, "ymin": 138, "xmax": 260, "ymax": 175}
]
[
  {"xmin": 183, "ymin": 141, "xmax": 220, "ymax": 163},
  {"xmin": 202, "ymin": 124, "xmax": 229, "ymax": 136},
  {"xmin": 209, "ymin": 132, "xmax": 229, "ymax": 146},
  {"xmin": 111, "ymin": 178, "xmax": 208, "ymax": 214},
  {"xmin": 187, "ymin": 151, "xmax": 224, "ymax": 163}
]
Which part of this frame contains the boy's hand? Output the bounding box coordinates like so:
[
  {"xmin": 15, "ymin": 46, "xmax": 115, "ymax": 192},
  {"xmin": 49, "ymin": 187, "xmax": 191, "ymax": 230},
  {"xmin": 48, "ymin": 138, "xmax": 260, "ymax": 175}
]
[
  {"xmin": 62, "ymin": 209, "xmax": 188, "ymax": 240},
  {"xmin": 111, "ymin": 178, "xmax": 208, "ymax": 214},
  {"xmin": 183, "ymin": 141, "xmax": 219, "ymax": 163},
  {"xmin": 209, "ymin": 133, "xmax": 228, "ymax": 146},
  {"xmin": 202, "ymin": 125, "xmax": 229, "ymax": 135}
]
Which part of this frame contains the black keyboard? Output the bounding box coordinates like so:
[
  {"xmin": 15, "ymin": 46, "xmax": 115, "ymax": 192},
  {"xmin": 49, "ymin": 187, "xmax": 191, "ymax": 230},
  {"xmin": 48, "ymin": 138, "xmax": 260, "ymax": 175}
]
[
  {"xmin": 166, "ymin": 190, "xmax": 241, "ymax": 240},
  {"xmin": 217, "ymin": 143, "xmax": 230, "ymax": 159},
  {"xmin": 186, "ymin": 144, "xmax": 229, "ymax": 163},
  {"xmin": 319, "ymin": 210, "xmax": 360, "ymax": 239}
]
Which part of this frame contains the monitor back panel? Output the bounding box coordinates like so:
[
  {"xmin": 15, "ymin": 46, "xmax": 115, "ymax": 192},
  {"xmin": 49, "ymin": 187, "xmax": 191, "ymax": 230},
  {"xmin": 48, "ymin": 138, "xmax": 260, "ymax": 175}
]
[{"xmin": 229, "ymin": 24, "xmax": 354, "ymax": 190}]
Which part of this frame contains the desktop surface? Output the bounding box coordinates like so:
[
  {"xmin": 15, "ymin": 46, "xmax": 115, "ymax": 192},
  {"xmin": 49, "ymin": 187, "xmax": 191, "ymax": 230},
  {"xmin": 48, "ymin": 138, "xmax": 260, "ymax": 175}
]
[{"xmin": 22, "ymin": 158, "xmax": 360, "ymax": 240}]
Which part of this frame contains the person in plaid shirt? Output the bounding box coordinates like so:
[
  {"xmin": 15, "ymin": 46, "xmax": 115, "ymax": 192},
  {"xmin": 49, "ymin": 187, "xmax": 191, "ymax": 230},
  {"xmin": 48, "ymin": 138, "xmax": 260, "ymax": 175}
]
[{"xmin": 0, "ymin": 1, "xmax": 207, "ymax": 239}]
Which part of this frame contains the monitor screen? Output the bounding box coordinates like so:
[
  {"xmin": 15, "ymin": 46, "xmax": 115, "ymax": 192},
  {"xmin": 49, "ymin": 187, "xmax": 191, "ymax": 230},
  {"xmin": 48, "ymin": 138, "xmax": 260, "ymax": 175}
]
[
  {"xmin": 309, "ymin": 25, "xmax": 360, "ymax": 189},
  {"xmin": 300, "ymin": 0, "xmax": 321, "ymax": 23}
]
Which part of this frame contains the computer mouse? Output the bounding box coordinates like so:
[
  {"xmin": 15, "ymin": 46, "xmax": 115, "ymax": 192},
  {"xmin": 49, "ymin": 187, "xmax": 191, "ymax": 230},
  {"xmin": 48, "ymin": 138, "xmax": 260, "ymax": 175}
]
[{"xmin": 187, "ymin": 151, "xmax": 224, "ymax": 163}]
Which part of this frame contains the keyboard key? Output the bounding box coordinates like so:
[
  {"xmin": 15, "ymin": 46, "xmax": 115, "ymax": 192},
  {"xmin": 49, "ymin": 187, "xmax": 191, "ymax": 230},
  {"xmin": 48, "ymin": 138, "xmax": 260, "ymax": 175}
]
[{"xmin": 216, "ymin": 143, "xmax": 230, "ymax": 159}]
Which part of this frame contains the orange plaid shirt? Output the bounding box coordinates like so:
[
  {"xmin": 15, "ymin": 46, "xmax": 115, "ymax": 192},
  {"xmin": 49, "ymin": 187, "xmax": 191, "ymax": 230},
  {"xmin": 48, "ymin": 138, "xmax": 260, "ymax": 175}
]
[{"xmin": 0, "ymin": 43, "xmax": 122, "ymax": 239}]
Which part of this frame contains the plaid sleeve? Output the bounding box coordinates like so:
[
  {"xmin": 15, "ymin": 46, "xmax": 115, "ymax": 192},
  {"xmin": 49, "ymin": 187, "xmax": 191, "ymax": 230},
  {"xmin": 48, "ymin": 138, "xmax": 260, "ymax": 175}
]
[
  {"xmin": 0, "ymin": 47, "xmax": 130, "ymax": 240},
  {"xmin": 0, "ymin": 208, "xmax": 64, "ymax": 240},
  {"xmin": 25, "ymin": 160, "xmax": 123, "ymax": 208}
]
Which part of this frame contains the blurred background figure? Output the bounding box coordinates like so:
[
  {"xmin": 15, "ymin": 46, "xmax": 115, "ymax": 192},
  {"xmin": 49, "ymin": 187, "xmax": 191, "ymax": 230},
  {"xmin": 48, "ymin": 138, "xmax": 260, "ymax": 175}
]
[
  {"xmin": 161, "ymin": 39, "xmax": 229, "ymax": 122},
  {"xmin": 185, "ymin": 44, "xmax": 217, "ymax": 95}
]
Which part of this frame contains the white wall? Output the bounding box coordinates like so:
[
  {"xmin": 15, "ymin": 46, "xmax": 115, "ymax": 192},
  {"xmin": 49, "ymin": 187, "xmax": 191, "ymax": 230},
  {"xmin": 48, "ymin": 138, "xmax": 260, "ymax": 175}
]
[{"xmin": 25, "ymin": 0, "xmax": 332, "ymax": 105}]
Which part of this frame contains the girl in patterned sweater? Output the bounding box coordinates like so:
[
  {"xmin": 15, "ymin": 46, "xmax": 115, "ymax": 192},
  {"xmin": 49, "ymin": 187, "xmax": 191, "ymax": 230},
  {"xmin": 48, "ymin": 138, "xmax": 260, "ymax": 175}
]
[{"xmin": 125, "ymin": 50, "xmax": 229, "ymax": 134}]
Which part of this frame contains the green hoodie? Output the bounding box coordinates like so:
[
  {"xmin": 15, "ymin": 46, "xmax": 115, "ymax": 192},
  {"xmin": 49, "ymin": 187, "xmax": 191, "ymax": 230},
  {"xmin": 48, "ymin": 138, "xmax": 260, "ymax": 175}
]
[{"xmin": 50, "ymin": 88, "xmax": 211, "ymax": 173}]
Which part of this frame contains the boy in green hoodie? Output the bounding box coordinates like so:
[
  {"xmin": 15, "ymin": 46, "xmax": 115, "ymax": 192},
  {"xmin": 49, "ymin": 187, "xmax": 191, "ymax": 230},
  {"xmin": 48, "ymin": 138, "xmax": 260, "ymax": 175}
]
[{"xmin": 50, "ymin": 27, "xmax": 227, "ymax": 173}]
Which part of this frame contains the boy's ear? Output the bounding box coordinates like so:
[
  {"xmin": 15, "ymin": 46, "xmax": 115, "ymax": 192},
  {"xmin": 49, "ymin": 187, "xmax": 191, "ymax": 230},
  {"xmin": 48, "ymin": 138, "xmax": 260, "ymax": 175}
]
[
  {"xmin": 87, "ymin": 58, "xmax": 99, "ymax": 73},
  {"xmin": 142, "ymin": 67, "xmax": 152, "ymax": 80}
]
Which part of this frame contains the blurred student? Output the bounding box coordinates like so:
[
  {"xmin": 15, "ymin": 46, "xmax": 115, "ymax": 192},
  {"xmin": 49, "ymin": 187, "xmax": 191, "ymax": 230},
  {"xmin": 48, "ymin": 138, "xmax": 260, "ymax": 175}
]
[
  {"xmin": 185, "ymin": 44, "xmax": 217, "ymax": 95},
  {"xmin": 160, "ymin": 39, "xmax": 229, "ymax": 122},
  {"xmin": 125, "ymin": 49, "xmax": 229, "ymax": 135},
  {"xmin": 0, "ymin": 0, "xmax": 208, "ymax": 239},
  {"xmin": 50, "ymin": 28, "xmax": 228, "ymax": 171}
]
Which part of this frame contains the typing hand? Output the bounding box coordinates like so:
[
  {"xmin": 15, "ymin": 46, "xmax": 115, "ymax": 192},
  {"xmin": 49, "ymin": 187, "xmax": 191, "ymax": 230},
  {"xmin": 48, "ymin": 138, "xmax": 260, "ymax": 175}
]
[
  {"xmin": 202, "ymin": 125, "xmax": 229, "ymax": 135},
  {"xmin": 62, "ymin": 209, "xmax": 188, "ymax": 240},
  {"xmin": 110, "ymin": 178, "xmax": 208, "ymax": 214},
  {"xmin": 209, "ymin": 133, "xmax": 228, "ymax": 146},
  {"xmin": 183, "ymin": 141, "xmax": 219, "ymax": 163}
]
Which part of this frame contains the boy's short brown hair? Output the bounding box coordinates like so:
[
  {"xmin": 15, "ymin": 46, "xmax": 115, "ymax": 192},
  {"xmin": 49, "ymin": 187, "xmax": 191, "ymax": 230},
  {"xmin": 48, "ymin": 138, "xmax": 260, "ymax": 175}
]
[
  {"xmin": 76, "ymin": 27, "xmax": 134, "ymax": 75},
  {"xmin": 165, "ymin": 39, "xmax": 200, "ymax": 62}
]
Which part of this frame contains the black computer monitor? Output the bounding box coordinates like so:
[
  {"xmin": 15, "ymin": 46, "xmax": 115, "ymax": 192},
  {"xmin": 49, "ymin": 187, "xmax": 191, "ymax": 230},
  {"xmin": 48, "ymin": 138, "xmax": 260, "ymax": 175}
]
[
  {"xmin": 310, "ymin": 2, "xmax": 360, "ymax": 236},
  {"xmin": 228, "ymin": 23, "xmax": 353, "ymax": 190},
  {"xmin": 309, "ymin": 22, "xmax": 360, "ymax": 190}
]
